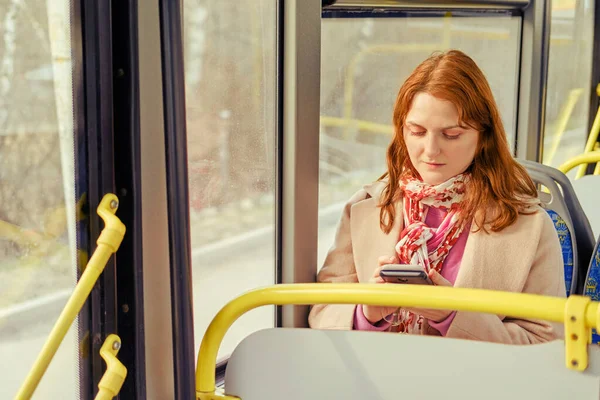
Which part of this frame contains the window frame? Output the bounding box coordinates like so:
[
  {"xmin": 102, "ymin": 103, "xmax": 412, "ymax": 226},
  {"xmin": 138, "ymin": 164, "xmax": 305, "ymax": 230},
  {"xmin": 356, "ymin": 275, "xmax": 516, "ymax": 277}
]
[{"xmin": 278, "ymin": 0, "xmax": 322, "ymax": 328}]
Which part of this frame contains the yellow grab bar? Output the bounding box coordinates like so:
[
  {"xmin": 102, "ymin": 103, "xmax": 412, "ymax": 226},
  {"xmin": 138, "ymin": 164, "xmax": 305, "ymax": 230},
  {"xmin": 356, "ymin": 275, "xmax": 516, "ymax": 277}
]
[
  {"xmin": 94, "ymin": 334, "xmax": 127, "ymax": 400},
  {"xmin": 558, "ymin": 151, "xmax": 600, "ymax": 174},
  {"xmin": 545, "ymin": 88, "xmax": 584, "ymax": 166},
  {"xmin": 15, "ymin": 194, "xmax": 125, "ymax": 400},
  {"xmin": 195, "ymin": 284, "xmax": 600, "ymax": 399},
  {"xmin": 576, "ymin": 84, "xmax": 600, "ymax": 179},
  {"xmin": 320, "ymin": 115, "xmax": 393, "ymax": 136}
]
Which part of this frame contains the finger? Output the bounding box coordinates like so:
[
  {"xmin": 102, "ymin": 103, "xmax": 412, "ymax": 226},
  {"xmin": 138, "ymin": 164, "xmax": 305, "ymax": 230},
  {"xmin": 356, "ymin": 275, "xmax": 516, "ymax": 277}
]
[
  {"xmin": 403, "ymin": 307, "xmax": 423, "ymax": 316},
  {"xmin": 373, "ymin": 265, "xmax": 383, "ymax": 277},
  {"xmin": 378, "ymin": 255, "xmax": 397, "ymax": 266},
  {"xmin": 369, "ymin": 266, "xmax": 384, "ymax": 283},
  {"xmin": 429, "ymin": 270, "xmax": 452, "ymax": 287},
  {"xmin": 404, "ymin": 307, "xmax": 440, "ymax": 321}
]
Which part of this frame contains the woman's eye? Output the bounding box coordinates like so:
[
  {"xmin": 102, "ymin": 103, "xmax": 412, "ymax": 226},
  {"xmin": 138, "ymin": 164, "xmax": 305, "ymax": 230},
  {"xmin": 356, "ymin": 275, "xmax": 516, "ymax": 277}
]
[
  {"xmin": 443, "ymin": 133, "xmax": 461, "ymax": 140},
  {"xmin": 410, "ymin": 131, "xmax": 426, "ymax": 136}
]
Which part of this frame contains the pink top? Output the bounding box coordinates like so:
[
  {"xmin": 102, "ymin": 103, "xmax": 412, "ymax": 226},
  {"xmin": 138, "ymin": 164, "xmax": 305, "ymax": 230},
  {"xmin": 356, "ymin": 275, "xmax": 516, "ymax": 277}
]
[{"xmin": 353, "ymin": 206, "xmax": 469, "ymax": 335}]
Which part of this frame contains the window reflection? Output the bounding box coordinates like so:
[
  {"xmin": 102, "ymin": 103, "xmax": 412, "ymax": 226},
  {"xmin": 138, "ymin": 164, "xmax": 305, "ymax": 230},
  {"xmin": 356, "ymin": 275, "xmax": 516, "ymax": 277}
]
[
  {"xmin": 183, "ymin": 0, "xmax": 277, "ymax": 360},
  {"xmin": 0, "ymin": 1, "xmax": 80, "ymax": 398},
  {"xmin": 318, "ymin": 15, "xmax": 521, "ymax": 268},
  {"xmin": 542, "ymin": 0, "xmax": 595, "ymax": 172}
]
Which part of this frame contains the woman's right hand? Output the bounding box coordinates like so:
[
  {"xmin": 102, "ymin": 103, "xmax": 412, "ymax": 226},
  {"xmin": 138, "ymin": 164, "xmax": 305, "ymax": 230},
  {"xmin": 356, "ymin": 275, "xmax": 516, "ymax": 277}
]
[{"xmin": 362, "ymin": 255, "xmax": 400, "ymax": 324}]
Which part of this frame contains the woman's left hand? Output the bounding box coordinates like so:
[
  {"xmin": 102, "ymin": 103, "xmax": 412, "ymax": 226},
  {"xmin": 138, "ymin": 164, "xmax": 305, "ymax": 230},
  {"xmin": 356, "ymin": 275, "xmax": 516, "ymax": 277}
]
[{"xmin": 403, "ymin": 269, "xmax": 454, "ymax": 323}]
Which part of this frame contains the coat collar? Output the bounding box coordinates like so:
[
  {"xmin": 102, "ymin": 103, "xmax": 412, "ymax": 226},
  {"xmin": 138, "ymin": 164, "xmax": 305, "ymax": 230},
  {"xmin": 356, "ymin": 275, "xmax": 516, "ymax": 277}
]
[{"xmin": 350, "ymin": 180, "xmax": 403, "ymax": 283}]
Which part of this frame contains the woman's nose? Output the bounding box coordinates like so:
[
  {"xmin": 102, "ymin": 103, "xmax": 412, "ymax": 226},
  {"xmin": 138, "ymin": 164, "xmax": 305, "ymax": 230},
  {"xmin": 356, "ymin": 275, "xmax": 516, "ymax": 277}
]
[{"xmin": 423, "ymin": 133, "xmax": 441, "ymax": 158}]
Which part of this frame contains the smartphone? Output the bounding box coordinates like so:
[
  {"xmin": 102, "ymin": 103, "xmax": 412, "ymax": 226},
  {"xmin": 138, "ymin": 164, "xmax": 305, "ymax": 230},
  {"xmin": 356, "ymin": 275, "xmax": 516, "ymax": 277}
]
[{"xmin": 379, "ymin": 264, "xmax": 433, "ymax": 285}]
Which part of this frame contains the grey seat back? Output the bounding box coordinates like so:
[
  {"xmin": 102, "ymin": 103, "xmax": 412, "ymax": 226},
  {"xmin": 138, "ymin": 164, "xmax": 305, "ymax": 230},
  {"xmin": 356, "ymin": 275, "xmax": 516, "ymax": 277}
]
[
  {"xmin": 225, "ymin": 328, "xmax": 600, "ymax": 400},
  {"xmin": 526, "ymin": 169, "xmax": 578, "ymax": 296},
  {"xmin": 519, "ymin": 160, "xmax": 595, "ymax": 294}
]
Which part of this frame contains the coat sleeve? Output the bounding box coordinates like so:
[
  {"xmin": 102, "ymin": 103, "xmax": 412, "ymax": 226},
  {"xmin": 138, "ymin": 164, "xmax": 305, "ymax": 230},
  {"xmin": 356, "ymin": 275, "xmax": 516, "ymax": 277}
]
[
  {"xmin": 445, "ymin": 210, "xmax": 566, "ymax": 344},
  {"xmin": 308, "ymin": 189, "xmax": 369, "ymax": 330}
]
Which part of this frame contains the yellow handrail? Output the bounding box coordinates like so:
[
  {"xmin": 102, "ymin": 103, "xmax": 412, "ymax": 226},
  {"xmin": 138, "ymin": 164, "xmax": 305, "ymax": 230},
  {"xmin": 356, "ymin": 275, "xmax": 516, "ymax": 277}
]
[
  {"xmin": 0, "ymin": 193, "xmax": 87, "ymax": 253},
  {"xmin": 320, "ymin": 115, "xmax": 393, "ymax": 136},
  {"xmin": 558, "ymin": 151, "xmax": 600, "ymax": 174},
  {"xmin": 195, "ymin": 284, "xmax": 600, "ymax": 399},
  {"xmin": 544, "ymin": 88, "xmax": 584, "ymax": 166},
  {"xmin": 0, "ymin": 219, "xmax": 49, "ymax": 250},
  {"xmin": 341, "ymin": 15, "xmax": 452, "ymax": 139},
  {"xmin": 575, "ymin": 84, "xmax": 600, "ymax": 178},
  {"xmin": 15, "ymin": 194, "xmax": 125, "ymax": 400},
  {"xmin": 95, "ymin": 334, "xmax": 127, "ymax": 400}
]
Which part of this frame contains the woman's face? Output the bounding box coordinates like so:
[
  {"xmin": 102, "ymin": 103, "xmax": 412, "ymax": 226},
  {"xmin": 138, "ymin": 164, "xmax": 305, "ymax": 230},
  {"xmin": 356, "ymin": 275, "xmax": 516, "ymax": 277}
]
[{"xmin": 403, "ymin": 92, "xmax": 479, "ymax": 185}]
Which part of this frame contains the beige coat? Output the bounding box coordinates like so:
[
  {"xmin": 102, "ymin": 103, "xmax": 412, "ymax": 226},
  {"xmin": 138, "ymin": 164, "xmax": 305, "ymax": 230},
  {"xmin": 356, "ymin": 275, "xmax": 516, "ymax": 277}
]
[{"xmin": 308, "ymin": 181, "xmax": 566, "ymax": 344}]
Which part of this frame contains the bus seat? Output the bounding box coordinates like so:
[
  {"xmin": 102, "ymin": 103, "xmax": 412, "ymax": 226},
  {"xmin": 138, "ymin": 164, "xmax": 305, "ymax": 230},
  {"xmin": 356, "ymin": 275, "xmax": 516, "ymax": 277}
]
[
  {"xmin": 545, "ymin": 208, "xmax": 575, "ymax": 297},
  {"xmin": 525, "ymin": 168, "xmax": 577, "ymax": 296},
  {"xmin": 583, "ymin": 236, "xmax": 600, "ymax": 343},
  {"xmin": 224, "ymin": 328, "xmax": 600, "ymax": 400},
  {"xmin": 519, "ymin": 160, "xmax": 595, "ymax": 295},
  {"xmin": 571, "ymin": 175, "xmax": 600, "ymax": 238}
]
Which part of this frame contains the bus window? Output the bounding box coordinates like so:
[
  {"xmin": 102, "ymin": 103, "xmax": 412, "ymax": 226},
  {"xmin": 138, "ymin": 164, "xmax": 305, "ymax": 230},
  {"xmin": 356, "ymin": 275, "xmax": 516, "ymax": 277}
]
[
  {"xmin": 542, "ymin": 0, "xmax": 595, "ymax": 171},
  {"xmin": 318, "ymin": 12, "xmax": 521, "ymax": 269},
  {"xmin": 183, "ymin": 0, "xmax": 277, "ymax": 361},
  {"xmin": 0, "ymin": 1, "xmax": 82, "ymax": 398}
]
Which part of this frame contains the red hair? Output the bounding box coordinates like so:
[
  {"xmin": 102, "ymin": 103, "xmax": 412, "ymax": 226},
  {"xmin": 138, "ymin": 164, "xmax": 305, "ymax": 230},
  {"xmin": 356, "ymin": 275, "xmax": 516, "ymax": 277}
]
[{"xmin": 379, "ymin": 50, "xmax": 537, "ymax": 233}]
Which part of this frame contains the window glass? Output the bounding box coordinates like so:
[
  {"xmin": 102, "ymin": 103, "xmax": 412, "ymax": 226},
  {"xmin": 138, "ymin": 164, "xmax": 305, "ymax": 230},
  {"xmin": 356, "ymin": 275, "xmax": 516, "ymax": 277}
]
[
  {"xmin": 0, "ymin": 1, "xmax": 80, "ymax": 398},
  {"xmin": 183, "ymin": 0, "xmax": 277, "ymax": 360},
  {"xmin": 542, "ymin": 0, "xmax": 595, "ymax": 174},
  {"xmin": 319, "ymin": 14, "xmax": 521, "ymax": 268}
]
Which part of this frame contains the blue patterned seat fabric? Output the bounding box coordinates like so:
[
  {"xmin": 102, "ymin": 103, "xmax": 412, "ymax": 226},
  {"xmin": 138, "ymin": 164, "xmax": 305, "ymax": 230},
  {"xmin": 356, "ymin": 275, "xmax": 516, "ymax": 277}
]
[
  {"xmin": 583, "ymin": 239, "xmax": 600, "ymax": 344},
  {"xmin": 546, "ymin": 209, "xmax": 574, "ymax": 297}
]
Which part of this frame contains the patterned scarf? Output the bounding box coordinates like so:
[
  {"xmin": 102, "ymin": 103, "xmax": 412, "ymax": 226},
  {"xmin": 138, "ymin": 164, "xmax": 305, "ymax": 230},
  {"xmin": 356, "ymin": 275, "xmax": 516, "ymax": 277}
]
[{"xmin": 391, "ymin": 173, "xmax": 469, "ymax": 333}]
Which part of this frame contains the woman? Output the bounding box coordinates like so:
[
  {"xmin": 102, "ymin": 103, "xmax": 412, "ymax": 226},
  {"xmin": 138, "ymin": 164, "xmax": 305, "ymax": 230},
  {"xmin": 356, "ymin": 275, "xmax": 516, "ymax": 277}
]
[{"xmin": 308, "ymin": 50, "xmax": 565, "ymax": 344}]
